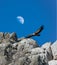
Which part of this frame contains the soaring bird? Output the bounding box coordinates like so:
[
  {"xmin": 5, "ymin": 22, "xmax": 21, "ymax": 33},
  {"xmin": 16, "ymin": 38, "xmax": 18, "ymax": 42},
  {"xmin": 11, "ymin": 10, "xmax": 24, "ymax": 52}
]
[{"xmin": 25, "ymin": 25, "xmax": 44, "ymax": 38}]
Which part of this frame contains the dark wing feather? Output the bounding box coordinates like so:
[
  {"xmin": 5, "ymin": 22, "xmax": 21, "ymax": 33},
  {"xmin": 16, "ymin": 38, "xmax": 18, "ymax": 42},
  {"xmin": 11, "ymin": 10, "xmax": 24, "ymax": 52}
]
[
  {"xmin": 35, "ymin": 25, "xmax": 44, "ymax": 34},
  {"xmin": 25, "ymin": 25, "xmax": 44, "ymax": 38},
  {"xmin": 25, "ymin": 34, "xmax": 34, "ymax": 38}
]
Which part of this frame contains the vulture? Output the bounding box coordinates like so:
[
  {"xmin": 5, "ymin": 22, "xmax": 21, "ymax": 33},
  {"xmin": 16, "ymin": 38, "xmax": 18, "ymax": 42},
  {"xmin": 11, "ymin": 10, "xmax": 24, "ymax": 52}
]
[{"xmin": 25, "ymin": 25, "xmax": 44, "ymax": 38}]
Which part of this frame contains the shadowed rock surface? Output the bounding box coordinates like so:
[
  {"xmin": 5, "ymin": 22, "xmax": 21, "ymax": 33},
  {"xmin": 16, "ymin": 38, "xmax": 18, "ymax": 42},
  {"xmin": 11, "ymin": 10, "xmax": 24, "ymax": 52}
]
[{"xmin": 0, "ymin": 32, "xmax": 57, "ymax": 65}]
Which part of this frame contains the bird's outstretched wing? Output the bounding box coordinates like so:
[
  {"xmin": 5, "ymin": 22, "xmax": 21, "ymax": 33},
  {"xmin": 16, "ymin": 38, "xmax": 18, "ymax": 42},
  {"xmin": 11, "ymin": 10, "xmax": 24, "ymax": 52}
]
[
  {"xmin": 25, "ymin": 34, "xmax": 34, "ymax": 38},
  {"xmin": 34, "ymin": 25, "xmax": 44, "ymax": 35},
  {"xmin": 25, "ymin": 25, "xmax": 44, "ymax": 38}
]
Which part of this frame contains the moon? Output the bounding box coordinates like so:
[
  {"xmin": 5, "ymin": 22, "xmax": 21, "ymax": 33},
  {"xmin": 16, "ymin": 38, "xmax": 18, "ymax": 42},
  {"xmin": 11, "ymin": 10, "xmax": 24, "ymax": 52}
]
[{"xmin": 17, "ymin": 16, "xmax": 24, "ymax": 24}]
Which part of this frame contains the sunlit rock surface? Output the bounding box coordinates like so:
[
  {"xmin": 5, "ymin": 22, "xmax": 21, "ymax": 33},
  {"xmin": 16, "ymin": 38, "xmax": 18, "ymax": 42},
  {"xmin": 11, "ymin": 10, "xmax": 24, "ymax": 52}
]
[
  {"xmin": 41, "ymin": 42, "xmax": 53, "ymax": 61},
  {"xmin": 51, "ymin": 41, "xmax": 57, "ymax": 60},
  {"xmin": 0, "ymin": 32, "xmax": 57, "ymax": 65},
  {"xmin": 48, "ymin": 60, "xmax": 57, "ymax": 65}
]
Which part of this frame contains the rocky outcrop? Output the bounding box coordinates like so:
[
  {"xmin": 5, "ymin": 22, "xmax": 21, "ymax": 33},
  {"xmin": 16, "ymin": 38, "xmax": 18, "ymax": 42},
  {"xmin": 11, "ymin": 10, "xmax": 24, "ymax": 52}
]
[
  {"xmin": 48, "ymin": 60, "xmax": 57, "ymax": 65},
  {"xmin": 41, "ymin": 42, "xmax": 53, "ymax": 61},
  {"xmin": 51, "ymin": 41, "xmax": 57, "ymax": 60},
  {"xmin": 0, "ymin": 32, "xmax": 57, "ymax": 65}
]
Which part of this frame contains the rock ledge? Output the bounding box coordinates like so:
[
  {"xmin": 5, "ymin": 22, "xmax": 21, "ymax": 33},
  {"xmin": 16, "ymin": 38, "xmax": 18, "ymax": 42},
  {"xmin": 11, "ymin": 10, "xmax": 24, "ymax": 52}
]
[{"xmin": 0, "ymin": 32, "xmax": 57, "ymax": 65}]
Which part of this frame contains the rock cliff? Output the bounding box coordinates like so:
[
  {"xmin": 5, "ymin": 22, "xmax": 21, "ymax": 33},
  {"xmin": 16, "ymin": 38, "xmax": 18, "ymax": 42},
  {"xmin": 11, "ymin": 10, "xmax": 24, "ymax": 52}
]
[{"xmin": 0, "ymin": 32, "xmax": 57, "ymax": 65}]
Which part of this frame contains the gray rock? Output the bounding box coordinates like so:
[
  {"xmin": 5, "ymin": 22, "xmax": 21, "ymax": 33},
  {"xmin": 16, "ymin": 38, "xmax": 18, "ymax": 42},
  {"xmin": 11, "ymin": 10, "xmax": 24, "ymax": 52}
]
[
  {"xmin": 29, "ymin": 54, "xmax": 48, "ymax": 65},
  {"xmin": 0, "ymin": 32, "xmax": 57, "ymax": 65},
  {"xmin": 10, "ymin": 32, "xmax": 17, "ymax": 42},
  {"xmin": 0, "ymin": 56, "xmax": 7, "ymax": 65},
  {"xmin": 31, "ymin": 47, "xmax": 45, "ymax": 55},
  {"xmin": 0, "ymin": 32, "xmax": 4, "ymax": 39},
  {"xmin": 0, "ymin": 42, "xmax": 11, "ymax": 56},
  {"xmin": 29, "ymin": 47, "xmax": 48, "ymax": 65},
  {"xmin": 51, "ymin": 40, "xmax": 57, "ymax": 60},
  {"xmin": 42, "ymin": 42, "xmax": 53, "ymax": 61},
  {"xmin": 4, "ymin": 32, "xmax": 10, "ymax": 39},
  {"xmin": 18, "ymin": 38, "xmax": 38, "ymax": 49},
  {"xmin": 0, "ymin": 32, "xmax": 4, "ymax": 43},
  {"xmin": 4, "ymin": 43, "xmax": 17, "ymax": 64},
  {"xmin": 48, "ymin": 60, "xmax": 57, "ymax": 65}
]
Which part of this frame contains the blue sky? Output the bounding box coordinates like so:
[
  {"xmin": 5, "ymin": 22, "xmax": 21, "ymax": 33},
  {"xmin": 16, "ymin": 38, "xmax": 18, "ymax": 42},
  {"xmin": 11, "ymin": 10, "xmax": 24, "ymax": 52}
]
[{"xmin": 0, "ymin": 0, "xmax": 56, "ymax": 45}]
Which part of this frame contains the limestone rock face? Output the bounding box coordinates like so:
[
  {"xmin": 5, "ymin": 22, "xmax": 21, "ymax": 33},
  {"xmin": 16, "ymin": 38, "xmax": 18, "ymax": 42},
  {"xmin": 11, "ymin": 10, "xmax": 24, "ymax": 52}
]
[
  {"xmin": 51, "ymin": 41, "xmax": 57, "ymax": 60},
  {"xmin": 0, "ymin": 32, "xmax": 4, "ymax": 39},
  {"xmin": 42, "ymin": 42, "xmax": 53, "ymax": 61},
  {"xmin": 10, "ymin": 32, "xmax": 17, "ymax": 42},
  {"xmin": 4, "ymin": 33, "xmax": 10, "ymax": 39},
  {"xmin": 0, "ymin": 32, "xmax": 4, "ymax": 43},
  {"xmin": 48, "ymin": 60, "xmax": 57, "ymax": 65},
  {"xmin": 17, "ymin": 38, "xmax": 38, "ymax": 49},
  {"xmin": 0, "ymin": 56, "xmax": 7, "ymax": 65},
  {"xmin": 0, "ymin": 32, "xmax": 57, "ymax": 65}
]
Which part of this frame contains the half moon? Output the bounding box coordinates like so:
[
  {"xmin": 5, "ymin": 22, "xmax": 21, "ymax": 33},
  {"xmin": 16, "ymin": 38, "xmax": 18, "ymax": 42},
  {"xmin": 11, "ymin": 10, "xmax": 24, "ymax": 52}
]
[{"xmin": 17, "ymin": 16, "xmax": 24, "ymax": 24}]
